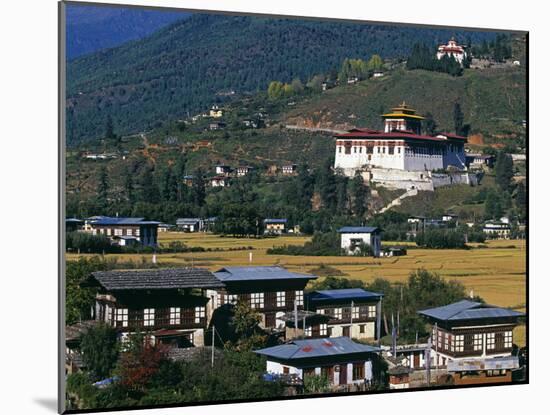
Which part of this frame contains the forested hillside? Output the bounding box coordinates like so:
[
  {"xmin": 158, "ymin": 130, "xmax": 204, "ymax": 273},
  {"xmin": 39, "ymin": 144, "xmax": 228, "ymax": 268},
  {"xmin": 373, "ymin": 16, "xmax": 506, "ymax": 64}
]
[
  {"xmin": 66, "ymin": 4, "xmax": 188, "ymax": 59},
  {"xmin": 66, "ymin": 13, "xmax": 499, "ymax": 144}
]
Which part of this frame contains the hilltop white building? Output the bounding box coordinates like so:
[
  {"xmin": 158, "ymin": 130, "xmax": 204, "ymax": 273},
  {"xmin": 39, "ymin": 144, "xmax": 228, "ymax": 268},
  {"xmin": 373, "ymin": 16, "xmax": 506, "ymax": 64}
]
[{"xmin": 436, "ymin": 38, "xmax": 467, "ymax": 65}]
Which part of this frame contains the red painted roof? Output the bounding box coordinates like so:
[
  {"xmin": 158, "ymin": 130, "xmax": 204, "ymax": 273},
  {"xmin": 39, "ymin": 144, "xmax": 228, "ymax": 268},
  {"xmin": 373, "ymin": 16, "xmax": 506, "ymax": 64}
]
[
  {"xmin": 437, "ymin": 132, "xmax": 467, "ymax": 140},
  {"xmin": 335, "ymin": 130, "xmax": 449, "ymax": 143}
]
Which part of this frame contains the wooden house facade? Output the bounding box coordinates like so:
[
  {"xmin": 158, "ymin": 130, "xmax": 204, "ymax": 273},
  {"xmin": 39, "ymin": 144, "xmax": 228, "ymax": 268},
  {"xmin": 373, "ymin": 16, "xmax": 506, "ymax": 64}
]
[
  {"xmin": 212, "ymin": 266, "xmax": 317, "ymax": 329},
  {"xmin": 84, "ymin": 268, "xmax": 225, "ymax": 348},
  {"xmin": 306, "ymin": 289, "xmax": 383, "ymax": 340},
  {"xmin": 418, "ymin": 300, "xmax": 524, "ymax": 383}
]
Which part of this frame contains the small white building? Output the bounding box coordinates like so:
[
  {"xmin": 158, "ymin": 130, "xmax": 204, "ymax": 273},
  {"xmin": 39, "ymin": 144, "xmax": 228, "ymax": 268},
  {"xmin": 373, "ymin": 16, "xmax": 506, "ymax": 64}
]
[
  {"xmin": 215, "ymin": 165, "xmax": 231, "ymax": 175},
  {"xmin": 176, "ymin": 218, "xmax": 203, "ymax": 232},
  {"xmin": 483, "ymin": 221, "xmax": 511, "ymax": 239},
  {"xmin": 210, "ymin": 176, "xmax": 230, "ymax": 187},
  {"xmin": 281, "ymin": 164, "xmax": 297, "ymax": 175},
  {"xmin": 255, "ymin": 337, "xmax": 380, "ymax": 387},
  {"xmin": 338, "ymin": 226, "xmax": 382, "ymax": 257},
  {"xmin": 264, "ymin": 218, "xmax": 287, "ymax": 234},
  {"xmin": 236, "ymin": 166, "xmax": 254, "ymax": 177},
  {"xmin": 442, "ymin": 213, "xmax": 459, "ymax": 222},
  {"xmin": 209, "ymin": 105, "xmax": 223, "ymax": 118}
]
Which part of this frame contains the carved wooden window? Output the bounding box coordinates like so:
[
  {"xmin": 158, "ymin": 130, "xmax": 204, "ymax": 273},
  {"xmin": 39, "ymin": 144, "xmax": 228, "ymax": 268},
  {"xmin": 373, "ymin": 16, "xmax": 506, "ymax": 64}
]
[
  {"xmin": 194, "ymin": 306, "xmax": 206, "ymax": 323},
  {"xmin": 276, "ymin": 291, "xmax": 285, "ymax": 307},
  {"xmin": 116, "ymin": 308, "xmax": 128, "ymax": 328},
  {"xmin": 295, "ymin": 290, "xmax": 304, "ymax": 306},
  {"xmin": 169, "ymin": 307, "xmax": 181, "ymax": 325},
  {"xmin": 143, "ymin": 308, "xmax": 155, "ymax": 327},
  {"xmin": 250, "ymin": 293, "xmax": 264, "ymax": 309}
]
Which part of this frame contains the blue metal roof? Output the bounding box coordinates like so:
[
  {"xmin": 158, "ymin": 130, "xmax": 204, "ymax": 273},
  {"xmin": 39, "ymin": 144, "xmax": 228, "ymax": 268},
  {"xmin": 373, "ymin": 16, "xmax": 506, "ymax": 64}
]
[
  {"xmin": 263, "ymin": 218, "xmax": 288, "ymax": 223},
  {"xmin": 176, "ymin": 218, "xmax": 201, "ymax": 224},
  {"xmin": 214, "ymin": 266, "xmax": 316, "ymax": 282},
  {"xmin": 255, "ymin": 337, "xmax": 380, "ymax": 361},
  {"xmin": 338, "ymin": 226, "xmax": 380, "ymax": 233},
  {"xmin": 309, "ymin": 288, "xmax": 383, "ymax": 302},
  {"xmin": 418, "ymin": 300, "xmax": 524, "ymax": 321},
  {"xmin": 89, "ymin": 217, "xmax": 160, "ymax": 226}
]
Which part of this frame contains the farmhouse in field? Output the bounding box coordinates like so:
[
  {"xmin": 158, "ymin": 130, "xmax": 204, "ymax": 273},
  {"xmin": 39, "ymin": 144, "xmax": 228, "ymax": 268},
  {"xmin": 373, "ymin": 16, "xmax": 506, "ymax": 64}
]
[
  {"xmin": 84, "ymin": 216, "xmax": 159, "ymax": 247},
  {"xmin": 418, "ymin": 300, "xmax": 524, "ymax": 384},
  {"xmin": 483, "ymin": 221, "xmax": 511, "ymax": 239},
  {"xmin": 338, "ymin": 226, "xmax": 382, "ymax": 257},
  {"xmin": 84, "ymin": 268, "xmax": 225, "ymax": 348},
  {"xmin": 436, "ymin": 38, "xmax": 467, "ymax": 65},
  {"xmin": 176, "ymin": 218, "xmax": 203, "ymax": 232},
  {"xmin": 264, "ymin": 218, "xmax": 288, "ymax": 234},
  {"xmin": 213, "ymin": 266, "xmax": 317, "ymax": 329},
  {"xmin": 306, "ymin": 288, "xmax": 383, "ymax": 340},
  {"xmin": 255, "ymin": 337, "xmax": 380, "ymax": 387}
]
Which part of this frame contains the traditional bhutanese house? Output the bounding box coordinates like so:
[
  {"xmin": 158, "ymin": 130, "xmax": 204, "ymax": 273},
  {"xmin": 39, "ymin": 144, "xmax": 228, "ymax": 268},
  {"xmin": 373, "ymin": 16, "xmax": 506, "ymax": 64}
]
[
  {"xmin": 338, "ymin": 226, "xmax": 382, "ymax": 257},
  {"xmin": 255, "ymin": 336, "xmax": 381, "ymax": 387},
  {"xmin": 466, "ymin": 153, "xmax": 495, "ymax": 169},
  {"xmin": 183, "ymin": 175, "xmax": 194, "ymax": 186},
  {"xmin": 417, "ymin": 300, "xmax": 524, "ymax": 380},
  {"xmin": 157, "ymin": 223, "xmax": 174, "ymax": 233},
  {"xmin": 446, "ymin": 355, "xmax": 520, "ymax": 385},
  {"xmin": 383, "ymin": 343, "xmax": 429, "ymax": 370},
  {"xmin": 442, "ymin": 213, "xmax": 459, "ymax": 222},
  {"xmin": 483, "ymin": 221, "xmax": 511, "ymax": 239},
  {"xmin": 176, "ymin": 218, "xmax": 203, "ymax": 232},
  {"xmin": 66, "ymin": 218, "xmax": 83, "ymax": 232},
  {"xmin": 236, "ymin": 166, "xmax": 254, "ymax": 177},
  {"xmin": 279, "ymin": 310, "xmax": 331, "ymax": 340},
  {"xmin": 334, "ymin": 102, "xmax": 467, "ymax": 176},
  {"xmin": 281, "ymin": 164, "xmax": 298, "ymax": 175},
  {"xmin": 213, "ymin": 266, "xmax": 317, "ymax": 329},
  {"xmin": 209, "ymin": 105, "xmax": 223, "ymax": 118},
  {"xmin": 306, "ymin": 289, "xmax": 383, "ymax": 340},
  {"xmin": 84, "ymin": 268, "xmax": 225, "ymax": 348},
  {"xmin": 215, "ymin": 165, "xmax": 232, "ymax": 175},
  {"xmin": 84, "ymin": 216, "xmax": 159, "ymax": 247},
  {"xmin": 209, "ymin": 121, "xmax": 226, "ymax": 131},
  {"xmin": 436, "ymin": 37, "xmax": 467, "ymax": 65},
  {"xmin": 263, "ymin": 218, "xmax": 287, "ymax": 234},
  {"xmin": 210, "ymin": 175, "xmax": 230, "ymax": 187}
]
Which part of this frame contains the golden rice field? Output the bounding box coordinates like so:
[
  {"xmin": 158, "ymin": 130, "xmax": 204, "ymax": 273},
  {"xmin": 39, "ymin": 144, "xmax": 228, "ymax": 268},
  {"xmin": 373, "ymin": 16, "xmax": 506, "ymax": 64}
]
[{"xmin": 66, "ymin": 233, "xmax": 527, "ymax": 346}]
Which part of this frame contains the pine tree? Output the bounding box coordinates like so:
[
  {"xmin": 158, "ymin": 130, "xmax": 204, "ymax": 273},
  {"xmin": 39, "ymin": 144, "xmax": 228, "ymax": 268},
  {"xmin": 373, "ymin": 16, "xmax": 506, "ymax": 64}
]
[
  {"xmin": 424, "ymin": 112, "xmax": 438, "ymax": 135},
  {"xmin": 97, "ymin": 166, "xmax": 109, "ymax": 207},
  {"xmin": 453, "ymin": 102, "xmax": 464, "ymax": 135},
  {"xmin": 124, "ymin": 166, "xmax": 134, "ymax": 203},
  {"xmin": 350, "ymin": 172, "xmax": 368, "ymax": 217},
  {"xmin": 495, "ymin": 151, "xmax": 514, "ymax": 192}
]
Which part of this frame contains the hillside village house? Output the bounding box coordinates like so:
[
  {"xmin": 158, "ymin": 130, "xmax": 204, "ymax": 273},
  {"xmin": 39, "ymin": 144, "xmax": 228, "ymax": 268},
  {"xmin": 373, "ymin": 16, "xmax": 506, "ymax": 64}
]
[
  {"xmin": 215, "ymin": 165, "xmax": 232, "ymax": 175},
  {"xmin": 236, "ymin": 166, "xmax": 254, "ymax": 176},
  {"xmin": 83, "ymin": 268, "xmax": 225, "ymax": 348},
  {"xmin": 483, "ymin": 221, "xmax": 511, "ymax": 239},
  {"xmin": 279, "ymin": 310, "xmax": 331, "ymax": 340},
  {"xmin": 306, "ymin": 288, "xmax": 383, "ymax": 340},
  {"xmin": 264, "ymin": 218, "xmax": 288, "ymax": 234},
  {"xmin": 466, "ymin": 153, "xmax": 495, "ymax": 169},
  {"xmin": 281, "ymin": 164, "xmax": 297, "ymax": 175},
  {"xmin": 338, "ymin": 226, "xmax": 382, "ymax": 256},
  {"xmin": 84, "ymin": 216, "xmax": 159, "ymax": 247},
  {"xmin": 213, "ymin": 266, "xmax": 317, "ymax": 329},
  {"xmin": 255, "ymin": 337, "xmax": 381, "ymax": 387},
  {"xmin": 436, "ymin": 38, "xmax": 467, "ymax": 65},
  {"xmin": 209, "ymin": 105, "xmax": 223, "ymax": 118},
  {"xmin": 176, "ymin": 218, "xmax": 203, "ymax": 232},
  {"xmin": 418, "ymin": 300, "xmax": 524, "ymax": 384},
  {"xmin": 334, "ymin": 102, "xmax": 467, "ymax": 177},
  {"xmin": 208, "ymin": 122, "xmax": 226, "ymax": 131},
  {"xmin": 210, "ymin": 175, "xmax": 231, "ymax": 187}
]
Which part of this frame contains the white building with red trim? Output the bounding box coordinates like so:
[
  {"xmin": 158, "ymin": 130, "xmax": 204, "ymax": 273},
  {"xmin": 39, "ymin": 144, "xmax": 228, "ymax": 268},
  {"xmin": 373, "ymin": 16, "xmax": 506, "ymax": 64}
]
[
  {"xmin": 436, "ymin": 38, "xmax": 467, "ymax": 65},
  {"xmin": 334, "ymin": 102, "xmax": 467, "ymax": 177}
]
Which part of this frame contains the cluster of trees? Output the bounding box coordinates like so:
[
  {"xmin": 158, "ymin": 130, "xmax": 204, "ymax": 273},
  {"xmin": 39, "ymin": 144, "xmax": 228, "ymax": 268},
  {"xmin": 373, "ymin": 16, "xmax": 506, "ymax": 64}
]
[
  {"xmin": 337, "ymin": 55, "xmax": 383, "ymax": 83},
  {"xmin": 406, "ymin": 43, "xmax": 465, "ymax": 76},
  {"xmin": 66, "ymin": 327, "xmax": 282, "ymax": 410},
  {"xmin": 267, "ymin": 78, "xmax": 304, "ymax": 100},
  {"xmin": 415, "ymin": 228, "xmax": 466, "ymax": 249},
  {"xmin": 68, "ymin": 156, "xmax": 373, "ymax": 238},
  {"xmin": 470, "ymin": 34, "xmax": 513, "ymax": 62}
]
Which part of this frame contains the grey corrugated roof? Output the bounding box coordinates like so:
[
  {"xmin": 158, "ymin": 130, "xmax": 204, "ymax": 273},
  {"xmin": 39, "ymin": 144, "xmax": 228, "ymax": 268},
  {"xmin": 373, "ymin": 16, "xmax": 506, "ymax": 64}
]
[
  {"xmin": 89, "ymin": 217, "xmax": 160, "ymax": 226},
  {"xmin": 418, "ymin": 300, "xmax": 524, "ymax": 321},
  {"xmin": 255, "ymin": 337, "xmax": 380, "ymax": 360},
  {"xmin": 447, "ymin": 356, "xmax": 519, "ymax": 372},
  {"xmin": 176, "ymin": 218, "xmax": 201, "ymax": 225},
  {"xmin": 338, "ymin": 226, "xmax": 380, "ymax": 233},
  {"xmin": 214, "ymin": 266, "xmax": 316, "ymax": 282},
  {"xmin": 90, "ymin": 268, "xmax": 225, "ymax": 291},
  {"xmin": 308, "ymin": 288, "xmax": 383, "ymax": 302}
]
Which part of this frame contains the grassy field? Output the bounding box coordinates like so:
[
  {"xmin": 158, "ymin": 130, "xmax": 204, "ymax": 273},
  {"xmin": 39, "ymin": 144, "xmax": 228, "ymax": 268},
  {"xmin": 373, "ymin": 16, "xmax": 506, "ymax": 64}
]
[{"xmin": 67, "ymin": 232, "xmax": 527, "ymax": 346}]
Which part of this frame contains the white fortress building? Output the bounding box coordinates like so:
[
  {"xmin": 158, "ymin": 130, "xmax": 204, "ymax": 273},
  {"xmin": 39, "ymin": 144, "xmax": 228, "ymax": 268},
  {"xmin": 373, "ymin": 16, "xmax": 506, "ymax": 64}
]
[
  {"xmin": 436, "ymin": 37, "xmax": 467, "ymax": 65},
  {"xmin": 334, "ymin": 102, "xmax": 467, "ymax": 175}
]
